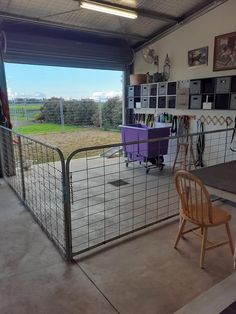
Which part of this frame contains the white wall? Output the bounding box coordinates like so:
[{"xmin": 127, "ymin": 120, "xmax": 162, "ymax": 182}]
[
  {"xmin": 133, "ymin": 0, "xmax": 236, "ymax": 132},
  {"xmin": 134, "ymin": 0, "xmax": 236, "ymax": 80}
]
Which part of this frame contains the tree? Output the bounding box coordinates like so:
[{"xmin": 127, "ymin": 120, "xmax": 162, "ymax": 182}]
[
  {"xmin": 102, "ymin": 97, "xmax": 122, "ymax": 129},
  {"xmin": 41, "ymin": 98, "xmax": 99, "ymax": 126},
  {"xmin": 41, "ymin": 98, "xmax": 60, "ymax": 123}
]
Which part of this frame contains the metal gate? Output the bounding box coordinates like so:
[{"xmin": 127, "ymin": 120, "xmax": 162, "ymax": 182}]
[
  {"xmin": 0, "ymin": 126, "xmax": 71, "ymax": 259},
  {"xmin": 65, "ymin": 127, "xmax": 235, "ymax": 258},
  {"xmin": 1, "ymin": 126, "xmax": 235, "ymax": 260}
]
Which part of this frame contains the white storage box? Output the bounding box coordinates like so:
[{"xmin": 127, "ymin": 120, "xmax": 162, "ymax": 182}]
[{"xmin": 202, "ymin": 102, "xmax": 212, "ymax": 110}]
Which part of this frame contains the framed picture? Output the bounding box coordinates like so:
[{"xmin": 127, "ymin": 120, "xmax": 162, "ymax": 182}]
[
  {"xmin": 188, "ymin": 46, "xmax": 208, "ymax": 67},
  {"xmin": 213, "ymin": 31, "xmax": 236, "ymax": 71}
]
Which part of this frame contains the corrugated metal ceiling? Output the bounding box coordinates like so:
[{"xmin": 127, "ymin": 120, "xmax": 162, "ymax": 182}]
[{"xmin": 0, "ymin": 0, "xmax": 227, "ymax": 48}]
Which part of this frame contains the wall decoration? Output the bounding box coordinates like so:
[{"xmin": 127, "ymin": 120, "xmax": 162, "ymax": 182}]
[
  {"xmin": 188, "ymin": 47, "xmax": 208, "ymax": 67},
  {"xmin": 163, "ymin": 54, "xmax": 171, "ymax": 81},
  {"xmin": 213, "ymin": 31, "xmax": 236, "ymax": 71}
]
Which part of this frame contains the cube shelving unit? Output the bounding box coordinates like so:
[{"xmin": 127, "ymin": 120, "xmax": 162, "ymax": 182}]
[{"xmin": 127, "ymin": 74, "xmax": 236, "ymax": 111}]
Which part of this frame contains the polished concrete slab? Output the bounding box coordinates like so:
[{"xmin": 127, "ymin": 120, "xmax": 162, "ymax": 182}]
[
  {"xmin": 0, "ymin": 181, "xmax": 64, "ymax": 280},
  {"xmin": 77, "ymin": 203, "xmax": 236, "ymax": 314},
  {"xmin": 0, "ymin": 179, "xmax": 236, "ymax": 314},
  {"xmin": 0, "ymin": 262, "xmax": 117, "ymax": 314},
  {"xmin": 0, "ymin": 180, "xmax": 117, "ymax": 314}
]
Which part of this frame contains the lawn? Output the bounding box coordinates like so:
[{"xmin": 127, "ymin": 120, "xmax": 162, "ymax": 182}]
[
  {"xmin": 10, "ymin": 104, "xmax": 42, "ymax": 121},
  {"xmin": 9, "ymin": 104, "xmax": 42, "ymax": 110},
  {"xmin": 30, "ymin": 128, "xmax": 121, "ymax": 158},
  {"xmin": 14, "ymin": 123, "xmax": 84, "ymax": 135},
  {"xmin": 13, "ymin": 122, "xmax": 121, "ymax": 158}
]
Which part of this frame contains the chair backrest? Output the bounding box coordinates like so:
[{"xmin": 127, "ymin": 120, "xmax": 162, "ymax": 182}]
[{"xmin": 174, "ymin": 170, "xmax": 213, "ymax": 225}]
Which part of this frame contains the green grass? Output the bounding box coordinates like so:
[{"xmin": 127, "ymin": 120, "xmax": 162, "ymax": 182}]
[
  {"xmin": 14, "ymin": 123, "xmax": 84, "ymax": 135},
  {"xmin": 9, "ymin": 104, "xmax": 42, "ymax": 110}
]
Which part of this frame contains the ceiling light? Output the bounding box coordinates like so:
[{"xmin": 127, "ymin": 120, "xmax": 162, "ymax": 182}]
[{"xmin": 80, "ymin": 1, "xmax": 138, "ymax": 19}]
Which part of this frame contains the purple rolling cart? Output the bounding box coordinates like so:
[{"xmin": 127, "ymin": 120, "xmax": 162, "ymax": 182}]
[{"xmin": 121, "ymin": 124, "xmax": 171, "ymax": 173}]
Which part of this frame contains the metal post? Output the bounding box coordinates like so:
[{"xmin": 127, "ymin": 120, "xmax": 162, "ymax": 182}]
[
  {"xmin": 123, "ymin": 67, "xmax": 131, "ymax": 125},
  {"xmin": 56, "ymin": 148, "xmax": 73, "ymax": 261},
  {"xmin": 99, "ymin": 101, "xmax": 102, "ymax": 128},
  {"xmin": 0, "ymin": 128, "xmax": 3, "ymax": 178},
  {"xmin": 24, "ymin": 99, "xmax": 28, "ymax": 120},
  {"xmin": 59, "ymin": 98, "xmax": 65, "ymax": 133},
  {"xmin": 64, "ymin": 165, "xmax": 73, "ymax": 261},
  {"xmin": 17, "ymin": 135, "xmax": 26, "ymax": 201},
  {"xmin": 224, "ymin": 122, "xmax": 230, "ymax": 163}
]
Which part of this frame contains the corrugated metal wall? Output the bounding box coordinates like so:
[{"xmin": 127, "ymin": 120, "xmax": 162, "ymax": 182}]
[{"xmin": 2, "ymin": 20, "xmax": 134, "ymax": 70}]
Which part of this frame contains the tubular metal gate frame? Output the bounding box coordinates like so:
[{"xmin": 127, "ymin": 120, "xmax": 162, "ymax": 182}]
[
  {"xmin": 0, "ymin": 126, "xmax": 71, "ymax": 260},
  {"xmin": 65, "ymin": 127, "xmax": 235, "ymax": 258},
  {"xmin": 0, "ymin": 126, "xmax": 235, "ymax": 260}
]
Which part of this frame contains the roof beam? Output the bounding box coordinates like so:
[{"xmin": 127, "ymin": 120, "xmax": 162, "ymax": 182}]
[
  {"xmin": 0, "ymin": 11, "xmax": 147, "ymax": 41},
  {"xmin": 75, "ymin": 0, "xmax": 177, "ymax": 23},
  {"xmin": 134, "ymin": 0, "xmax": 229, "ymax": 51}
]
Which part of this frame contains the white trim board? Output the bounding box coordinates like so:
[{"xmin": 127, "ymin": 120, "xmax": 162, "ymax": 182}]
[{"xmin": 175, "ymin": 272, "xmax": 236, "ymax": 314}]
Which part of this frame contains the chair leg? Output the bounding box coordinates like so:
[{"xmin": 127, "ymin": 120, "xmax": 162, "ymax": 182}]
[
  {"xmin": 234, "ymin": 244, "xmax": 236, "ymax": 270},
  {"xmin": 200, "ymin": 227, "xmax": 208, "ymax": 268},
  {"xmin": 190, "ymin": 144, "xmax": 197, "ymax": 170},
  {"xmin": 225, "ymin": 222, "xmax": 234, "ymax": 255},
  {"xmin": 172, "ymin": 144, "xmax": 180, "ymax": 173},
  {"xmin": 183, "ymin": 145, "xmax": 188, "ymax": 170},
  {"xmin": 174, "ymin": 218, "xmax": 186, "ymax": 249}
]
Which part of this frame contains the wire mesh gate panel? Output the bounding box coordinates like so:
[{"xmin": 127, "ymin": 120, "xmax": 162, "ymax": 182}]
[
  {"xmin": 0, "ymin": 126, "xmax": 68, "ymax": 257},
  {"xmin": 0, "ymin": 126, "xmax": 235, "ymax": 260},
  {"xmin": 67, "ymin": 155, "xmax": 178, "ymax": 256},
  {"xmin": 65, "ymin": 127, "xmax": 236, "ymax": 257}
]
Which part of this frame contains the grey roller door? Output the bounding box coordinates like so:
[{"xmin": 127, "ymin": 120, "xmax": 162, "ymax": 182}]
[{"xmin": 2, "ymin": 20, "xmax": 134, "ymax": 70}]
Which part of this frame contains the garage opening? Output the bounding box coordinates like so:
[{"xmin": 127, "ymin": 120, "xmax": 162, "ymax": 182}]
[{"xmin": 6, "ymin": 63, "xmax": 123, "ymax": 158}]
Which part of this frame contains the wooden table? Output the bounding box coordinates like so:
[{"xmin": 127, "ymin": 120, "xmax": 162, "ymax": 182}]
[{"xmin": 192, "ymin": 161, "xmax": 236, "ymax": 269}]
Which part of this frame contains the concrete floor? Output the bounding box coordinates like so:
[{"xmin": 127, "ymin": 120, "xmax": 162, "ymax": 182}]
[{"xmin": 0, "ymin": 179, "xmax": 236, "ymax": 314}]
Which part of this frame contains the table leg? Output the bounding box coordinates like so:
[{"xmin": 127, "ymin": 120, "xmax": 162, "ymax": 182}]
[{"xmin": 234, "ymin": 241, "xmax": 236, "ymax": 270}]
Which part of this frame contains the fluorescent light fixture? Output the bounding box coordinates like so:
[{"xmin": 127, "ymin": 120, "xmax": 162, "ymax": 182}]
[{"xmin": 80, "ymin": 1, "xmax": 138, "ymax": 19}]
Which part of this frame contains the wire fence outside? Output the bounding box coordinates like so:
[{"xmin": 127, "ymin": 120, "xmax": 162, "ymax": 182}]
[
  {"xmin": 9, "ymin": 100, "xmax": 43, "ymax": 121},
  {"xmin": 10, "ymin": 97, "xmax": 122, "ymax": 132},
  {"xmin": 0, "ymin": 125, "xmax": 236, "ymax": 259}
]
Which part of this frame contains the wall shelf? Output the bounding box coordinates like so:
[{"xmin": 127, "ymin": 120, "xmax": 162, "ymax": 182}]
[{"xmin": 127, "ymin": 75, "xmax": 236, "ymax": 112}]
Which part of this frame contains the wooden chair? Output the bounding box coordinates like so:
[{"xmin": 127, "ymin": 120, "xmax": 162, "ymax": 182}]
[{"xmin": 174, "ymin": 170, "xmax": 234, "ymax": 268}]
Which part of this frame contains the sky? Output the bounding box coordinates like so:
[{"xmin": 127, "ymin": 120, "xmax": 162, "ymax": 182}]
[{"xmin": 5, "ymin": 63, "xmax": 123, "ymax": 100}]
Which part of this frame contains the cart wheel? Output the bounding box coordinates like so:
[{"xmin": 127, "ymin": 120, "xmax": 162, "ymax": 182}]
[
  {"xmin": 158, "ymin": 156, "xmax": 164, "ymax": 164},
  {"xmin": 149, "ymin": 158, "xmax": 156, "ymax": 165}
]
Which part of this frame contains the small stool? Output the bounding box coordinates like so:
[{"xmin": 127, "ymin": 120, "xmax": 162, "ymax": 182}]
[{"xmin": 172, "ymin": 136, "xmax": 196, "ymax": 172}]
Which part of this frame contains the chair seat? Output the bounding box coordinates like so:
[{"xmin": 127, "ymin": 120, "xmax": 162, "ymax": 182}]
[{"xmin": 183, "ymin": 204, "xmax": 231, "ymax": 226}]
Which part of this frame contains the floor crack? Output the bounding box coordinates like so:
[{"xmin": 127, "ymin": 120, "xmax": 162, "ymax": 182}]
[{"xmin": 76, "ymin": 262, "xmax": 120, "ymax": 314}]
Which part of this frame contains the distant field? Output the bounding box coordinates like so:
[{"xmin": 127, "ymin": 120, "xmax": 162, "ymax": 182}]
[
  {"xmin": 10, "ymin": 103, "xmax": 42, "ymax": 121},
  {"xmin": 9, "ymin": 104, "xmax": 42, "ymax": 110},
  {"xmin": 14, "ymin": 123, "xmax": 84, "ymax": 135}
]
